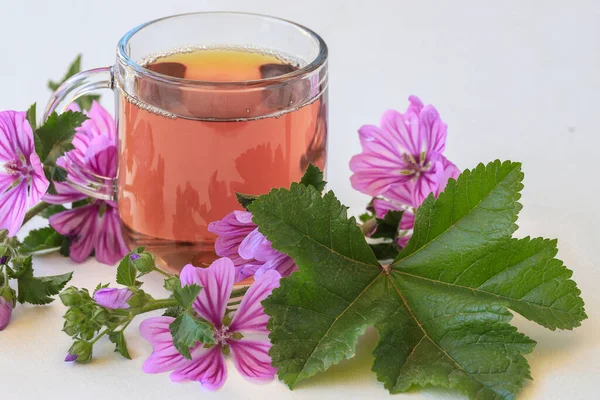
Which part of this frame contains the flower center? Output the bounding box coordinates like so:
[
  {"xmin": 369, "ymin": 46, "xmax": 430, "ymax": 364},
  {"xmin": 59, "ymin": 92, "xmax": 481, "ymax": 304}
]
[
  {"xmin": 399, "ymin": 152, "xmax": 431, "ymax": 179},
  {"xmin": 213, "ymin": 325, "xmax": 233, "ymax": 346},
  {"xmin": 4, "ymin": 159, "xmax": 29, "ymax": 176}
]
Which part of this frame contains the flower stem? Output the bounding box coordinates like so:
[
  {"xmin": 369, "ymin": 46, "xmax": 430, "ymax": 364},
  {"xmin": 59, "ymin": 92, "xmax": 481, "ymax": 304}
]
[
  {"xmin": 22, "ymin": 202, "xmax": 52, "ymax": 226},
  {"xmin": 2, "ymin": 265, "xmax": 8, "ymax": 288},
  {"xmin": 139, "ymin": 298, "xmax": 178, "ymax": 314},
  {"xmin": 152, "ymin": 267, "xmax": 173, "ymax": 279},
  {"xmin": 90, "ymin": 329, "xmax": 108, "ymax": 345}
]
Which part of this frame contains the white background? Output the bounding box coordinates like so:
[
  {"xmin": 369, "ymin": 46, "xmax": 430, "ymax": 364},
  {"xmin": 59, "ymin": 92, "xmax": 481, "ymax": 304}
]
[{"xmin": 0, "ymin": 1, "xmax": 599, "ymax": 399}]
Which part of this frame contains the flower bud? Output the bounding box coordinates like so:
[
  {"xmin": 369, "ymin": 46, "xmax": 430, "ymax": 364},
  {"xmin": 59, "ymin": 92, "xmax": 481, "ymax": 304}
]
[
  {"xmin": 0, "ymin": 296, "xmax": 13, "ymax": 331},
  {"xmin": 66, "ymin": 341, "xmax": 93, "ymax": 363},
  {"xmin": 130, "ymin": 252, "xmax": 155, "ymax": 273},
  {"xmin": 93, "ymin": 288, "xmax": 133, "ymax": 309},
  {"xmin": 60, "ymin": 287, "xmax": 88, "ymax": 306}
]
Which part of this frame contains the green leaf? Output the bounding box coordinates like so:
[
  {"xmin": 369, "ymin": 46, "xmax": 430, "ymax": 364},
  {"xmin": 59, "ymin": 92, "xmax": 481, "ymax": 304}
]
[
  {"xmin": 26, "ymin": 103, "xmax": 37, "ymax": 131},
  {"xmin": 40, "ymin": 204, "xmax": 67, "ymax": 218},
  {"xmin": 163, "ymin": 305, "xmax": 185, "ymax": 318},
  {"xmin": 21, "ymin": 227, "xmax": 65, "ymax": 253},
  {"xmin": 299, "ymin": 163, "xmax": 327, "ymax": 192},
  {"xmin": 369, "ymin": 242, "xmax": 399, "ymax": 260},
  {"xmin": 109, "ymin": 331, "xmax": 132, "ymax": 360},
  {"xmin": 173, "ymin": 284, "xmax": 202, "ymax": 310},
  {"xmin": 164, "ymin": 276, "xmax": 181, "ymax": 292},
  {"xmin": 169, "ymin": 313, "xmax": 215, "ymax": 360},
  {"xmin": 48, "ymin": 54, "xmax": 100, "ymax": 110},
  {"xmin": 236, "ymin": 192, "xmax": 259, "ymax": 210},
  {"xmin": 59, "ymin": 236, "xmax": 71, "ymax": 257},
  {"xmin": 14, "ymin": 256, "xmax": 73, "ymax": 305},
  {"xmin": 35, "ymin": 110, "xmax": 87, "ymax": 165},
  {"xmin": 371, "ymin": 210, "xmax": 404, "ymax": 239},
  {"xmin": 252, "ymin": 160, "xmax": 586, "ymax": 399},
  {"xmin": 115, "ymin": 256, "xmax": 137, "ymax": 287}
]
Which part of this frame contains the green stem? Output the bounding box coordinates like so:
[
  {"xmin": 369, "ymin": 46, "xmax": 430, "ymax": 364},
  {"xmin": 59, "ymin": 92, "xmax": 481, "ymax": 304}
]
[
  {"xmin": 22, "ymin": 202, "xmax": 52, "ymax": 226},
  {"xmin": 90, "ymin": 329, "xmax": 108, "ymax": 345},
  {"xmin": 139, "ymin": 298, "xmax": 178, "ymax": 314},
  {"xmin": 153, "ymin": 267, "xmax": 173, "ymax": 279},
  {"xmin": 2, "ymin": 265, "xmax": 8, "ymax": 288}
]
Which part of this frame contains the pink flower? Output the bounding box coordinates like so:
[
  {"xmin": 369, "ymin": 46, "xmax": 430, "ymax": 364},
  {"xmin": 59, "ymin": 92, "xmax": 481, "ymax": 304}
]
[
  {"xmin": 350, "ymin": 96, "xmax": 460, "ymax": 207},
  {"xmin": 0, "ymin": 111, "xmax": 49, "ymax": 236},
  {"xmin": 208, "ymin": 211, "xmax": 297, "ymax": 282},
  {"xmin": 93, "ymin": 288, "xmax": 133, "ymax": 309},
  {"xmin": 43, "ymin": 102, "xmax": 128, "ymax": 265},
  {"xmin": 140, "ymin": 258, "xmax": 280, "ymax": 390},
  {"xmin": 0, "ymin": 296, "xmax": 12, "ymax": 330}
]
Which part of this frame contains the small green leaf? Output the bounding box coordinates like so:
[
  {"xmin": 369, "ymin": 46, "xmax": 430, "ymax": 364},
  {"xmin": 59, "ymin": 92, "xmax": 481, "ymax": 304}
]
[
  {"xmin": 59, "ymin": 236, "xmax": 71, "ymax": 257},
  {"xmin": 40, "ymin": 204, "xmax": 67, "ymax": 218},
  {"xmin": 14, "ymin": 256, "xmax": 73, "ymax": 305},
  {"xmin": 26, "ymin": 103, "xmax": 37, "ymax": 131},
  {"xmin": 236, "ymin": 192, "xmax": 259, "ymax": 210},
  {"xmin": 299, "ymin": 163, "xmax": 327, "ymax": 192},
  {"xmin": 173, "ymin": 284, "xmax": 202, "ymax": 310},
  {"xmin": 371, "ymin": 210, "xmax": 404, "ymax": 239},
  {"xmin": 21, "ymin": 227, "xmax": 65, "ymax": 253},
  {"xmin": 116, "ymin": 256, "xmax": 137, "ymax": 287},
  {"xmin": 35, "ymin": 110, "xmax": 87, "ymax": 164},
  {"xmin": 369, "ymin": 242, "xmax": 399, "ymax": 260},
  {"xmin": 169, "ymin": 313, "xmax": 215, "ymax": 360},
  {"xmin": 109, "ymin": 331, "xmax": 132, "ymax": 360},
  {"xmin": 163, "ymin": 305, "xmax": 185, "ymax": 318}
]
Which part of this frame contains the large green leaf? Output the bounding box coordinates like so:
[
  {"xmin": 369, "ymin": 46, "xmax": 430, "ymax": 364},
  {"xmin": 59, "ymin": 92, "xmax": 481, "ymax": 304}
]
[{"xmin": 252, "ymin": 160, "xmax": 586, "ymax": 399}]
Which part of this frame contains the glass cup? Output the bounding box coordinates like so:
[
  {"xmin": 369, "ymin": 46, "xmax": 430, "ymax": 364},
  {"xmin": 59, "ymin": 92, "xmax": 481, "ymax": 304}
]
[{"xmin": 44, "ymin": 12, "xmax": 328, "ymax": 273}]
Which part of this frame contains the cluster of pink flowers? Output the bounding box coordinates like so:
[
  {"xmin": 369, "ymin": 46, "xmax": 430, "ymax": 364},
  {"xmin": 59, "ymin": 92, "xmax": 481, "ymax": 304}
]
[{"xmin": 350, "ymin": 96, "xmax": 460, "ymax": 246}]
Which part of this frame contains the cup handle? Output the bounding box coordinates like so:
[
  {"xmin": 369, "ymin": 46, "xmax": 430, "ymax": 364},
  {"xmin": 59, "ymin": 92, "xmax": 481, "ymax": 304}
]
[{"xmin": 44, "ymin": 67, "xmax": 116, "ymax": 201}]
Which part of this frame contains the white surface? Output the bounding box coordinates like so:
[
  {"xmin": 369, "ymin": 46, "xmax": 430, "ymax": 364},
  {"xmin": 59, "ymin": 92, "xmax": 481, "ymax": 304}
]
[{"xmin": 1, "ymin": 1, "xmax": 599, "ymax": 399}]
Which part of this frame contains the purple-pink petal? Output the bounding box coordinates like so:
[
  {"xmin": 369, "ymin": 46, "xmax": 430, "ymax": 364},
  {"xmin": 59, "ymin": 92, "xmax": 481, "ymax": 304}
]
[
  {"xmin": 229, "ymin": 339, "xmax": 277, "ymax": 382},
  {"xmin": 256, "ymin": 254, "xmax": 296, "ymax": 279},
  {"xmin": 42, "ymin": 182, "xmax": 87, "ymax": 204},
  {"xmin": 85, "ymin": 134, "xmax": 117, "ymax": 178},
  {"xmin": 179, "ymin": 258, "xmax": 235, "ymax": 328},
  {"xmin": 435, "ymin": 155, "xmax": 461, "ymax": 197},
  {"xmin": 0, "ymin": 179, "xmax": 28, "ymax": 236},
  {"xmin": 0, "ymin": 297, "xmax": 12, "ymax": 331},
  {"xmin": 93, "ymin": 287, "xmax": 133, "ymax": 309},
  {"xmin": 169, "ymin": 345, "xmax": 227, "ymax": 390},
  {"xmin": 230, "ymin": 270, "xmax": 281, "ymax": 334},
  {"xmin": 28, "ymin": 152, "xmax": 50, "ymax": 207},
  {"xmin": 140, "ymin": 316, "xmax": 189, "ymax": 374},
  {"xmin": 49, "ymin": 204, "xmax": 98, "ymax": 263},
  {"xmin": 94, "ymin": 206, "xmax": 129, "ymax": 265}
]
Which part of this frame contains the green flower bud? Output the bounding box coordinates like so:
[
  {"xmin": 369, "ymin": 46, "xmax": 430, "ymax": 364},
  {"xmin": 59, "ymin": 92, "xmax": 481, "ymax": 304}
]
[
  {"xmin": 66, "ymin": 341, "xmax": 93, "ymax": 363},
  {"xmin": 163, "ymin": 276, "xmax": 181, "ymax": 292},
  {"xmin": 130, "ymin": 252, "xmax": 155, "ymax": 273},
  {"xmin": 0, "ymin": 286, "xmax": 15, "ymax": 304}
]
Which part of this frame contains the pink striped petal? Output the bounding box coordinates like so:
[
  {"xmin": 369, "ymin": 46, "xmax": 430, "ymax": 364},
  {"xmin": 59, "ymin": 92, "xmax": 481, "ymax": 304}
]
[
  {"xmin": 435, "ymin": 156, "xmax": 460, "ymax": 197},
  {"xmin": 170, "ymin": 346, "xmax": 227, "ymax": 390},
  {"xmin": 229, "ymin": 270, "xmax": 280, "ymax": 334},
  {"xmin": 383, "ymin": 182, "xmax": 418, "ymax": 208},
  {"xmin": 85, "ymin": 135, "xmax": 117, "ymax": 178},
  {"xmin": 28, "ymin": 152, "xmax": 50, "ymax": 206},
  {"xmin": 419, "ymin": 104, "xmax": 447, "ymax": 155},
  {"xmin": 94, "ymin": 288, "xmax": 133, "ymax": 309},
  {"xmin": 11, "ymin": 111, "xmax": 34, "ymax": 158},
  {"xmin": 407, "ymin": 95, "xmax": 424, "ymax": 115},
  {"xmin": 179, "ymin": 258, "xmax": 235, "ymax": 327},
  {"xmin": 373, "ymin": 198, "xmax": 401, "ymax": 219},
  {"xmin": 49, "ymin": 205, "xmax": 98, "ymax": 262},
  {"xmin": 94, "ymin": 206, "xmax": 128, "ymax": 265},
  {"xmin": 256, "ymin": 255, "xmax": 296, "ymax": 279},
  {"xmin": 397, "ymin": 235, "xmax": 411, "ymax": 248},
  {"xmin": 0, "ymin": 111, "xmax": 19, "ymax": 162},
  {"xmin": 85, "ymin": 101, "xmax": 117, "ymax": 141},
  {"xmin": 0, "ymin": 173, "xmax": 17, "ymax": 195},
  {"xmin": 140, "ymin": 316, "xmax": 189, "ymax": 374},
  {"xmin": 229, "ymin": 339, "xmax": 277, "ymax": 382},
  {"xmin": 42, "ymin": 182, "xmax": 87, "ymax": 204},
  {"xmin": 0, "ymin": 179, "xmax": 28, "ymax": 236},
  {"xmin": 380, "ymin": 109, "xmax": 421, "ymax": 157},
  {"xmin": 400, "ymin": 211, "xmax": 416, "ymax": 230}
]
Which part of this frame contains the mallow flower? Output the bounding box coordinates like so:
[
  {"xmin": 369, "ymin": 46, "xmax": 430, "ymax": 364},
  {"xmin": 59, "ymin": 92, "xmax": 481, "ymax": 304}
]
[
  {"xmin": 43, "ymin": 102, "xmax": 128, "ymax": 265},
  {"xmin": 208, "ymin": 210, "xmax": 296, "ymax": 281},
  {"xmin": 0, "ymin": 111, "xmax": 49, "ymax": 236},
  {"xmin": 0, "ymin": 295, "xmax": 13, "ymax": 331},
  {"xmin": 93, "ymin": 287, "xmax": 133, "ymax": 309},
  {"xmin": 350, "ymin": 96, "xmax": 460, "ymax": 206},
  {"xmin": 140, "ymin": 257, "xmax": 280, "ymax": 390}
]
